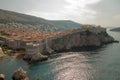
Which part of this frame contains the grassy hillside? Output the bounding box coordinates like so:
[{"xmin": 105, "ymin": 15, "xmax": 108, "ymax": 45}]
[
  {"xmin": 0, "ymin": 9, "xmax": 82, "ymax": 31},
  {"xmin": 50, "ymin": 20, "xmax": 81, "ymax": 31},
  {"xmin": 0, "ymin": 9, "xmax": 54, "ymax": 25}
]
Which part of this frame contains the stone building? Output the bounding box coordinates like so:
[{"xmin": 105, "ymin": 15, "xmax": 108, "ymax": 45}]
[
  {"xmin": 25, "ymin": 41, "xmax": 40, "ymax": 55},
  {"xmin": 0, "ymin": 36, "xmax": 25, "ymax": 49},
  {"xmin": 81, "ymin": 25, "xmax": 106, "ymax": 34},
  {"xmin": 7, "ymin": 39, "xmax": 25, "ymax": 49}
]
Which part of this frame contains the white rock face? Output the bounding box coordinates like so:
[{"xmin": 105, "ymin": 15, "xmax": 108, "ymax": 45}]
[
  {"xmin": 0, "ymin": 74, "xmax": 5, "ymax": 80},
  {"xmin": 0, "ymin": 47, "xmax": 3, "ymax": 54},
  {"xmin": 0, "ymin": 47, "xmax": 5, "ymax": 58}
]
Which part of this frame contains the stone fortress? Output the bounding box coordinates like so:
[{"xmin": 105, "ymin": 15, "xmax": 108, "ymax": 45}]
[{"xmin": 0, "ymin": 24, "xmax": 116, "ymax": 63}]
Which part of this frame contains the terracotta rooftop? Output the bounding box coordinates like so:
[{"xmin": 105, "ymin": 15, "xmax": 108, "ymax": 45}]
[{"xmin": 0, "ymin": 26, "xmax": 75, "ymax": 41}]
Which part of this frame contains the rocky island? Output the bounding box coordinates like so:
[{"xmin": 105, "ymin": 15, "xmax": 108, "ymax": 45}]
[{"xmin": 0, "ymin": 68, "xmax": 29, "ymax": 80}]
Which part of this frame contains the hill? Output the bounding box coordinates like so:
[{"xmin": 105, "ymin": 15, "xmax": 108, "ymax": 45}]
[
  {"xmin": 0, "ymin": 9, "xmax": 58, "ymax": 32},
  {"xmin": 0, "ymin": 9, "xmax": 82, "ymax": 32},
  {"xmin": 50, "ymin": 20, "xmax": 81, "ymax": 31}
]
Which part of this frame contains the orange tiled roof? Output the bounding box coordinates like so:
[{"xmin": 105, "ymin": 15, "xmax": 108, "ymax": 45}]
[{"xmin": 0, "ymin": 26, "xmax": 75, "ymax": 41}]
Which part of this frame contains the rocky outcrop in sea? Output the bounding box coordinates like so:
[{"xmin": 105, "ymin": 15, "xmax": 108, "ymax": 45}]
[
  {"xmin": 0, "ymin": 74, "xmax": 5, "ymax": 80},
  {"xmin": 0, "ymin": 68, "xmax": 29, "ymax": 80},
  {"xmin": 12, "ymin": 68, "xmax": 29, "ymax": 80}
]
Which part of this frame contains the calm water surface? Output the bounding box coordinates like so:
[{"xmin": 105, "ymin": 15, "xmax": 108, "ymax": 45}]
[{"xmin": 0, "ymin": 30, "xmax": 120, "ymax": 80}]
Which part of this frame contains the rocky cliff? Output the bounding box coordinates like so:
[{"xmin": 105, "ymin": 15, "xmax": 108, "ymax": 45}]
[
  {"xmin": 24, "ymin": 26, "xmax": 117, "ymax": 63},
  {"xmin": 0, "ymin": 47, "xmax": 5, "ymax": 58}
]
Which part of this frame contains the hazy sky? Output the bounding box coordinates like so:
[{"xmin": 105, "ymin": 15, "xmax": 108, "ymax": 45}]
[{"xmin": 0, "ymin": 0, "xmax": 120, "ymax": 27}]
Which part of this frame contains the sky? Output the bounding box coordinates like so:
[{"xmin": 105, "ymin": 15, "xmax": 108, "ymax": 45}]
[{"xmin": 0, "ymin": 0, "xmax": 120, "ymax": 27}]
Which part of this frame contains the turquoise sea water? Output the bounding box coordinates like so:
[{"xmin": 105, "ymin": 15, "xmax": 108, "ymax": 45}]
[{"xmin": 0, "ymin": 30, "xmax": 120, "ymax": 80}]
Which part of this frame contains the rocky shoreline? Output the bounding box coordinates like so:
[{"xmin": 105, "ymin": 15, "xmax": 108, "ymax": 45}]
[
  {"xmin": 23, "ymin": 26, "xmax": 119, "ymax": 63},
  {"xmin": 0, "ymin": 26, "xmax": 119, "ymax": 64}
]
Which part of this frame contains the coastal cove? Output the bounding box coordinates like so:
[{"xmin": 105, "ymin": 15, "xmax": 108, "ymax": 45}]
[{"xmin": 0, "ymin": 30, "xmax": 120, "ymax": 80}]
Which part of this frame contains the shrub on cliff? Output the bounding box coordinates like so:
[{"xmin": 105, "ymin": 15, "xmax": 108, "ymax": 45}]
[{"xmin": 36, "ymin": 77, "xmax": 41, "ymax": 80}]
